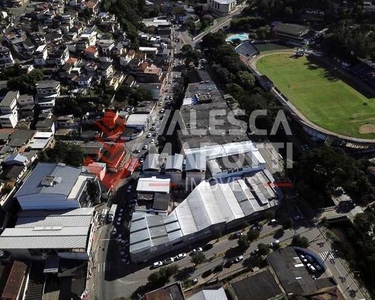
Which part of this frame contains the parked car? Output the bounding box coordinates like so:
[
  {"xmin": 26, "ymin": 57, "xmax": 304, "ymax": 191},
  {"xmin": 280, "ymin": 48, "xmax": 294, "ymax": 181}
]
[
  {"xmin": 202, "ymin": 269, "xmax": 212, "ymax": 278},
  {"xmin": 269, "ymin": 219, "xmax": 278, "ymax": 225},
  {"xmin": 150, "ymin": 139, "xmax": 155, "ymax": 144},
  {"xmin": 212, "ymin": 264, "xmax": 223, "ymax": 273},
  {"xmin": 192, "ymin": 278, "xmax": 198, "ymax": 284},
  {"xmin": 299, "ymin": 254, "xmax": 308, "ymax": 263},
  {"xmin": 234, "ymin": 232, "xmax": 243, "ymax": 238},
  {"xmin": 293, "ymin": 215, "xmax": 303, "ymax": 221},
  {"xmin": 143, "ymin": 145, "xmax": 148, "ymax": 150},
  {"xmin": 150, "ymin": 126, "xmax": 156, "ymax": 131},
  {"xmin": 160, "ymin": 109, "xmax": 165, "ymax": 114},
  {"xmin": 307, "ymin": 263, "xmax": 316, "ymax": 272},
  {"xmin": 146, "ymin": 133, "xmax": 152, "ymax": 138},
  {"xmin": 224, "ymin": 260, "xmax": 233, "ymax": 268},
  {"xmin": 163, "ymin": 257, "xmax": 175, "ymax": 265},
  {"xmin": 270, "ymin": 240, "xmax": 280, "ymax": 248},
  {"xmin": 152, "ymin": 261, "xmax": 163, "ymax": 269},
  {"xmin": 134, "ymin": 149, "xmax": 140, "ymax": 153},
  {"xmin": 116, "ymin": 217, "xmax": 122, "ymax": 226},
  {"xmin": 111, "ymin": 227, "xmax": 117, "ymax": 236},
  {"xmin": 234, "ymin": 255, "xmax": 244, "ymax": 263},
  {"xmin": 175, "ymin": 253, "xmax": 187, "ymax": 260},
  {"xmin": 191, "ymin": 247, "xmax": 203, "ymax": 255},
  {"xmin": 251, "ymin": 249, "xmax": 259, "ymax": 256},
  {"xmin": 306, "ymin": 255, "xmax": 314, "ymax": 263}
]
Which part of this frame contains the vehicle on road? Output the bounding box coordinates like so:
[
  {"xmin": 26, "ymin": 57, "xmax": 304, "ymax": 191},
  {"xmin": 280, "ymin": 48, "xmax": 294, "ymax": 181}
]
[
  {"xmin": 159, "ymin": 115, "xmax": 164, "ymax": 120},
  {"xmin": 163, "ymin": 257, "xmax": 175, "ymax": 265},
  {"xmin": 151, "ymin": 261, "xmax": 163, "ymax": 269},
  {"xmin": 150, "ymin": 139, "xmax": 155, "ymax": 144},
  {"xmin": 202, "ymin": 269, "xmax": 212, "ymax": 278},
  {"xmin": 134, "ymin": 149, "xmax": 140, "ymax": 153},
  {"xmin": 212, "ymin": 264, "xmax": 223, "ymax": 273},
  {"xmin": 235, "ymin": 255, "xmax": 244, "ymax": 263},
  {"xmin": 224, "ymin": 260, "xmax": 233, "ymax": 268},
  {"xmin": 269, "ymin": 219, "xmax": 278, "ymax": 225},
  {"xmin": 143, "ymin": 145, "xmax": 148, "ymax": 150},
  {"xmin": 116, "ymin": 217, "xmax": 122, "ymax": 226},
  {"xmin": 108, "ymin": 214, "xmax": 113, "ymax": 223},
  {"xmin": 293, "ymin": 215, "xmax": 303, "ymax": 221},
  {"xmin": 270, "ymin": 240, "xmax": 280, "ymax": 248},
  {"xmin": 150, "ymin": 126, "xmax": 156, "ymax": 131},
  {"xmin": 251, "ymin": 249, "xmax": 259, "ymax": 256},
  {"xmin": 160, "ymin": 109, "xmax": 165, "ymax": 114},
  {"xmin": 111, "ymin": 227, "xmax": 117, "ymax": 236},
  {"xmin": 192, "ymin": 278, "xmax": 198, "ymax": 284},
  {"xmin": 152, "ymin": 132, "xmax": 157, "ymax": 137},
  {"xmin": 146, "ymin": 133, "xmax": 152, "ymax": 138},
  {"xmin": 306, "ymin": 255, "xmax": 314, "ymax": 262},
  {"xmin": 234, "ymin": 232, "xmax": 243, "ymax": 238},
  {"xmin": 191, "ymin": 247, "xmax": 203, "ymax": 255},
  {"xmin": 140, "ymin": 158, "xmax": 144, "ymax": 163},
  {"xmin": 175, "ymin": 253, "xmax": 187, "ymax": 260},
  {"xmin": 127, "ymin": 185, "xmax": 132, "ymax": 193}
]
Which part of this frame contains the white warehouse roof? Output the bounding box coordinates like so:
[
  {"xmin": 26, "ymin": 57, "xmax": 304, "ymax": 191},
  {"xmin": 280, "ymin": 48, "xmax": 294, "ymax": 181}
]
[
  {"xmin": 0, "ymin": 208, "xmax": 94, "ymax": 250},
  {"xmin": 136, "ymin": 176, "xmax": 171, "ymax": 194}
]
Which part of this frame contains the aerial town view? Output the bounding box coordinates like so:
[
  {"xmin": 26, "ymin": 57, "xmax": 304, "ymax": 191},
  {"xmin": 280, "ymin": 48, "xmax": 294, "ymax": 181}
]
[{"xmin": 1, "ymin": 0, "xmax": 375, "ymax": 299}]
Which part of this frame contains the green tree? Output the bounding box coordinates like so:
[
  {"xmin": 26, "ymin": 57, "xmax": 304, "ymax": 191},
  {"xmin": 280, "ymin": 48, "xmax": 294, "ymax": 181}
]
[
  {"xmin": 191, "ymin": 252, "xmax": 206, "ymax": 265},
  {"xmin": 40, "ymin": 141, "xmax": 85, "ymax": 167},
  {"xmin": 236, "ymin": 71, "xmax": 255, "ymax": 90},
  {"xmin": 226, "ymin": 83, "xmax": 245, "ymax": 101},
  {"xmin": 181, "ymin": 44, "xmax": 193, "ymax": 52},
  {"xmin": 258, "ymin": 243, "xmax": 270, "ymax": 255},
  {"xmin": 283, "ymin": 218, "xmax": 294, "ymax": 229},
  {"xmin": 291, "ymin": 235, "xmax": 309, "ymax": 248},
  {"xmin": 201, "ymin": 32, "xmax": 226, "ymax": 49},
  {"xmin": 238, "ymin": 235, "xmax": 250, "ymax": 250},
  {"xmin": 247, "ymin": 229, "xmax": 260, "ymax": 242},
  {"xmin": 148, "ymin": 271, "xmax": 162, "ymax": 284}
]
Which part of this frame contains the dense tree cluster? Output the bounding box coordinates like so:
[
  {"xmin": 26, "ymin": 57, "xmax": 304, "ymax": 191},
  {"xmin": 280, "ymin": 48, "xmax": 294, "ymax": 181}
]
[
  {"xmin": 6, "ymin": 69, "xmax": 43, "ymax": 94},
  {"xmin": 322, "ymin": 22, "xmax": 375, "ymax": 61},
  {"xmin": 147, "ymin": 264, "xmax": 180, "ymax": 285},
  {"xmin": 201, "ymin": 32, "xmax": 280, "ymax": 130},
  {"xmin": 115, "ymin": 85, "xmax": 153, "ymax": 105},
  {"xmin": 340, "ymin": 209, "xmax": 375, "ymax": 295},
  {"xmin": 289, "ymin": 146, "xmax": 371, "ymax": 209},
  {"xmin": 39, "ymin": 141, "xmax": 85, "ymax": 167}
]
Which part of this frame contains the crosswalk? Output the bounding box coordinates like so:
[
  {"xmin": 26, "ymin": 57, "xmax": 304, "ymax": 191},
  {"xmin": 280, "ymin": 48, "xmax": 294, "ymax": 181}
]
[
  {"xmin": 97, "ymin": 261, "xmax": 127, "ymax": 272},
  {"xmin": 318, "ymin": 250, "xmax": 336, "ymax": 261}
]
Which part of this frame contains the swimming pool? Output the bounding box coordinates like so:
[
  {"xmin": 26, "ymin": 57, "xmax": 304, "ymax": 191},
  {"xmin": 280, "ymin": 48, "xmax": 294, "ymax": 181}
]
[{"xmin": 226, "ymin": 33, "xmax": 249, "ymax": 42}]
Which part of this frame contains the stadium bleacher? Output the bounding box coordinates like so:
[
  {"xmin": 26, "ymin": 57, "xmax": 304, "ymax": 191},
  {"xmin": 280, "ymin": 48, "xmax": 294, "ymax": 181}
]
[
  {"xmin": 235, "ymin": 40, "xmax": 259, "ymax": 57},
  {"xmin": 350, "ymin": 62, "xmax": 375, "ymax": 88}
]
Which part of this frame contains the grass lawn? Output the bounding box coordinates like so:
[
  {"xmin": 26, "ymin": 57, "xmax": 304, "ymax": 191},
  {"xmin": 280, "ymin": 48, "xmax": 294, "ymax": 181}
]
[{"xmin": 256, "ymin": 53, "xmax": 375, "ymax": 139}]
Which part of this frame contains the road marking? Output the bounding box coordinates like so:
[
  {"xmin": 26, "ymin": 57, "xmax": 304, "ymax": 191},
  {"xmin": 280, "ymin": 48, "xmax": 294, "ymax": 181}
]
[{"xmin": 318, "ymin": 250, "xmax": 336, "ymax": 261}]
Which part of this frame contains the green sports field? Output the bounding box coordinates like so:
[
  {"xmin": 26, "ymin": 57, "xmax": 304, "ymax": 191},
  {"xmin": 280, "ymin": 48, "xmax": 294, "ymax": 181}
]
[{"xmin": 256, "ymin": 53, "xmax": 375, "ymax": 139}]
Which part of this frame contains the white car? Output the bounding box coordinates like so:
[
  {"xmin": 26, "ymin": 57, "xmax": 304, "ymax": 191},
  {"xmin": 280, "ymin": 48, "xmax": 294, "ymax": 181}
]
[
  {"xmin": 150, "ymin": 139, "xmax": 155, "ymax": 144},
  {"xmin": 235, "ymin": 255, "xmax": 244, "ymax": 263},
  {"xmin": 152, "ymin": 261, "xmax": 163, "ymax": 269},
  {"xmin": 146, "ymin": 133, "xmax": 152, "ymax": 138},
  {"xmin": 307, "ymin": 263, "xmax": 316, "ymax": 272},
  {"xmin": 160, "ymin": 109, "xmax": 165, "ymax": 114},
  {"xmin": 163, "ymin": 257, "xmax": 175, "ymax": 265},
  {"xmin": 175, "ymin": 253, "xmax": 187, "ymax": 260},
  {"xmin": 270, "ymin": 240, "xmax": 280, "ymax": 247},
  {"xmin": 191, "ymin": 247, "xmax": 203, "ymax": 254},
  {"xmin": 140, "ymin": 158, "xmax": 144, "ymax": 163},
  {"xmin": 143, "ymin": 145, "xmax": 148, "ymax": 150}
]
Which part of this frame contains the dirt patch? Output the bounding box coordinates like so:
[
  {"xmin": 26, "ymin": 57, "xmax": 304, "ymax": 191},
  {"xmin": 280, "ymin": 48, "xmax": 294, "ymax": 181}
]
[{"xmin": 359, "ymin": 124, "xmax": 375, "ymax": 134}]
